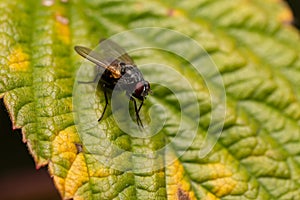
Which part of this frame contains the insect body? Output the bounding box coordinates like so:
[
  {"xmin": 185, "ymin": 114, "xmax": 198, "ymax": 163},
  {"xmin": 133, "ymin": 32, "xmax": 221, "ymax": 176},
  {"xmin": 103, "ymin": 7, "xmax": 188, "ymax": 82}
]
[{"xmin": 74, "ymin": 40, "xmax": 150, "ymax": 127}]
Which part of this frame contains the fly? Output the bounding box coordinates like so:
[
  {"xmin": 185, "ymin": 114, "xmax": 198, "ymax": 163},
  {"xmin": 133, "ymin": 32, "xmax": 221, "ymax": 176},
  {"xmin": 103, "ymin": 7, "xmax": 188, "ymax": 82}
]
[{"xmin": 74, "ymin": 39, "xmax": 151, "ymax": 127}]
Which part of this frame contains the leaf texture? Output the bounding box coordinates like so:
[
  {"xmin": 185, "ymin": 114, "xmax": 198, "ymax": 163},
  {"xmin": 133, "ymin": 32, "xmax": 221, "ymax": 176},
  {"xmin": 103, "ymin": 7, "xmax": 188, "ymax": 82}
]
[{"xmin": 1, "ymin": 0, "xmax": 300, "ymax": 199}]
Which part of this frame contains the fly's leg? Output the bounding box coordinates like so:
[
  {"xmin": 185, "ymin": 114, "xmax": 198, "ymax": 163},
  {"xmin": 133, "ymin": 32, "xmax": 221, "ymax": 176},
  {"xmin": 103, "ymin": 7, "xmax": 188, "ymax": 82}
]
[
  {"xmin": 131, "ymin": 97, "xmax": 144, "ymax": 128},
  {"xmin": 98, "ymin": 88, "xmax": 108, "ymax": 122},
  {"xmin": 77, "ymin": 73, "xmax": 108, "ymax": 122},
  {"xmin": 137, "ymin": 101, "xmax": 144, "ymax": 113}
]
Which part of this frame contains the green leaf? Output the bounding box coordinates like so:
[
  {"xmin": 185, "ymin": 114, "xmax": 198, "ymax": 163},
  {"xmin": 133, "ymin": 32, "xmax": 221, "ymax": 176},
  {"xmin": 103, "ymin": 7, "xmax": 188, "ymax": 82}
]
[{"xmin": 1, "ymin": 0, "xmax": 300, "ymax": 199}]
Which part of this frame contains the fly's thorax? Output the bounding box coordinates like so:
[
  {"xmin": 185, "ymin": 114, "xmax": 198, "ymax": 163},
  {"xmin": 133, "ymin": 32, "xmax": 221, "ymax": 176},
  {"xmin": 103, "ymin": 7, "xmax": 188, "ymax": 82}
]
[
  {"xmin": 120, "ymin": 65, "xmax": 144, "ymax": 83},
  {"xmin": 113, "ymin": 64, "xmax": 150, "ymax": 100}
]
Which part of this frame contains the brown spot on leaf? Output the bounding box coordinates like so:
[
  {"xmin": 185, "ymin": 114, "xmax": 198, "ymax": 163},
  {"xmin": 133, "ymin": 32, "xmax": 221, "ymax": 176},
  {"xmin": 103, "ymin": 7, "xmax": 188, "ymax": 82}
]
[
  {"xmin": 56, "ymin": 14, "xmax": 69, "ymax": 25},
  {"xmin": 42, "ymin": 0, "xmax": 54, "ymax": 7},
  {"xmin": 168, "ymin": 9, "xmax": 175, "ymax": 16},
  {"xmin": 75, "ymin": 143, "xmax": 83, "ymax": 154},
  {"xmin": 167, "ymin": 8, "xmax": 182, "ymax": 17},
  {"xmin": 177, "ymin": 188, "xmax": 190, "ymax": 200}
]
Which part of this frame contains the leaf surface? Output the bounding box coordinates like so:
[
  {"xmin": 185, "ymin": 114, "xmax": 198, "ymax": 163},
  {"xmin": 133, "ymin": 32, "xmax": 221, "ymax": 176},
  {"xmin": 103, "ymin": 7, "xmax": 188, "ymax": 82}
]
[{"xmin": 1, "ymin": 0, "xmax": 300, "ymax": 199}]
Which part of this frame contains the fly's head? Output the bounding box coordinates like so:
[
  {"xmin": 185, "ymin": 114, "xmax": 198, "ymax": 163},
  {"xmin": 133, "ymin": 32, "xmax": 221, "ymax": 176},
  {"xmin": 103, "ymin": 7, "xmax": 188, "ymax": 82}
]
[{"xmin": 133, "ymin": 81, "xmax": 151, "ymax": 100}]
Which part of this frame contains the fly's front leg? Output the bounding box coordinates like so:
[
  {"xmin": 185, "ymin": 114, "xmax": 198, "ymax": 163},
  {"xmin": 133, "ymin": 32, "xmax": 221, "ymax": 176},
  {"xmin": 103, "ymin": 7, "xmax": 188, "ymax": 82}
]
[
  {"xmin": 98, "ymin": 86, "xmax": 108, "ymax": 122},
  {"xmin": 137, "ymin": 101, "xmax": 144, "ymax": 113},
  {"xmin": 131, "ymin": 97, "xmax": 144, "ymax": 128},
  {"xmin": 77, "ymin": 70, "xmax": 107, "ymax": 122}
]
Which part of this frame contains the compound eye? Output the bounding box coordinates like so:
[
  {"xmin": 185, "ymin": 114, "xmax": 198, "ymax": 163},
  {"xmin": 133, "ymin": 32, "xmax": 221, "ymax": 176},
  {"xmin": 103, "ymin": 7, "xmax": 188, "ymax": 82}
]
[{"xmin": 134, "ymin": 82, "xmax": 144, "ymax": 97}]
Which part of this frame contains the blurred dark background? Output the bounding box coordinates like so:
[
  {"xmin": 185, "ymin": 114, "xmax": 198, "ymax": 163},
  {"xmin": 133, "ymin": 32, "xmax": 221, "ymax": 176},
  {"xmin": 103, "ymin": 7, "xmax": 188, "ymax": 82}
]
[
  {"xmin": 0, "ymin": 1, "xmax": 299, "ymax": 200},
  {"xmin": 286, "ymin": 0, "xmax": 300, "ymax": 29},
  {"xmin": 0, "ymin": 100, "xmax": 61, "ymax": 200}
]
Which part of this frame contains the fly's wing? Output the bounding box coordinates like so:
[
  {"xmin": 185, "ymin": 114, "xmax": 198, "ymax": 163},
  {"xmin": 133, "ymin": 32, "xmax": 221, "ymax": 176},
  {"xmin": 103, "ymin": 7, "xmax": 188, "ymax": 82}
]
[
  {"xmin": 74, "ymin": 45, "xmax": 121, "ymax": 78},
  {"xmin": 99, "ymin": 39, "xmax": 135, "ymax": 65},
  {"xmin": 74, "ymin": 46, "xmax": 108, "ymax": 67}
]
